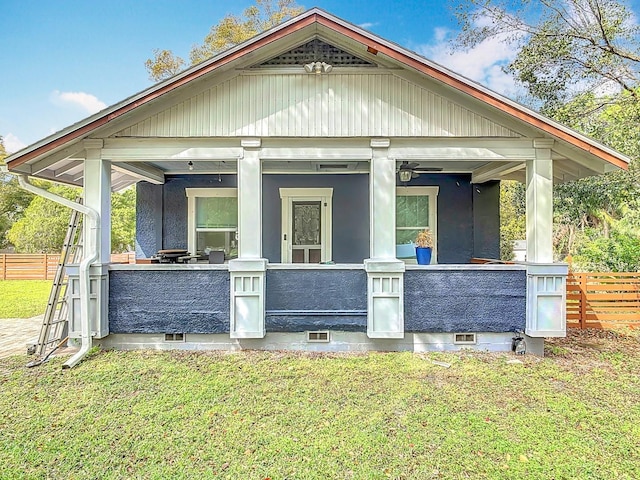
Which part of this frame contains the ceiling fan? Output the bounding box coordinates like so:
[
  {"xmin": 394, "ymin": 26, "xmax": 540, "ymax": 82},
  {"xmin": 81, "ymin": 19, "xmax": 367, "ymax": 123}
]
[{"xmin": 397, "ymin": 161, "xmax": 442, "ymax": 182}]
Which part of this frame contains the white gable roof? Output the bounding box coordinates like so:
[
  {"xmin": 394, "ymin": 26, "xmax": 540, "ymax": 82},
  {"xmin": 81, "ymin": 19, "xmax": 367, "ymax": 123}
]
[{"xmin": 5, "ymin": 8, "xmax": 629, "ymax": 189}]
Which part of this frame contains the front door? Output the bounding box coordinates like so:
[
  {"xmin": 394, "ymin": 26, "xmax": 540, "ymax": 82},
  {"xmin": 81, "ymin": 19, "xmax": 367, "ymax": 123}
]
[{"xmin": 280, "ymin": 188, "xmax": 333, "ymax": 263}]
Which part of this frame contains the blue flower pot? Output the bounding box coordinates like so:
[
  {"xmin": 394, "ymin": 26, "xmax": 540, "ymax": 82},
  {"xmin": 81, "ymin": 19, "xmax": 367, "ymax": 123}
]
[{"xmin": 415, "ymin": 247, "xmax": 432, "ymax": 265}]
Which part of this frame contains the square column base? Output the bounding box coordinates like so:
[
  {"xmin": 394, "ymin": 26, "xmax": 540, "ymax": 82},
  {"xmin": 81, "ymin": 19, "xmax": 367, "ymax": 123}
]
[
  {"xmin": 228, "ymin": 259, "xmax": 268, "ymax": 339},
  {"xmin": 66, "ymin": 263, "xmax": 109, "ymax": 339},
  {"xmin": 365, "ymin": 259, "xmax": 405, "ymax": 339},
  {"xmin": 526, "ymin": 263, "xmax": 568, "ymax": 337}
]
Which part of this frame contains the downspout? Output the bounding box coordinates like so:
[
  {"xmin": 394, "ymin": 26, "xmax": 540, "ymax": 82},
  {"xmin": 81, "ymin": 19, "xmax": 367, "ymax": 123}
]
[{"xmin": 15, "ymin": 174, "xmax": 100, "ymax": 369}]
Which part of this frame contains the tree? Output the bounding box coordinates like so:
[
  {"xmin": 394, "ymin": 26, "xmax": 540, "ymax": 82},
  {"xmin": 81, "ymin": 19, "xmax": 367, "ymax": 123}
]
[
  {"xmin": 499, "ymin": 180, "xmax": 526, "ymax": 260},
  {"xmin": 454, "ymin": 0, "xmax": 640, "ymax": 270},
  {"xmin": 111, "ymin": 186, "xmax": 136, "ymax": 253},
  {"xmin": 6, "ymin": 184, "xmax": 79, "ymax": 253},
  {"xmin": 145, "ymin": 0, "xmax": 303, "ymax": 81},
  {"xmin": 454, "ymin": 0, "xmax": 640, "ymax": 112},
  {"xmin": 0, "ymin": 137, "xmax": 35, "ymax": 250},
  {"xmin": 5, "ymin": 181, "xmax": 136, "ymax": 254}
]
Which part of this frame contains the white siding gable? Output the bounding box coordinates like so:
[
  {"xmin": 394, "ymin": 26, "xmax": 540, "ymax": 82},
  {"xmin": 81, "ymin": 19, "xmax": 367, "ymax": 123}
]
[{"xmin": 116, "ymin": 73, "xmax": 520, "ymax": 138}]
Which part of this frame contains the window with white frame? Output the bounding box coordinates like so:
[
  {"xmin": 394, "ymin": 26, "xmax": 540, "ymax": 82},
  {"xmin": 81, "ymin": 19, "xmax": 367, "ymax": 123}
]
[
  {"xmin": 396, "ymin": 186, "xmax": 439, "ymax": 262},
  {"xmin": 186, "ymin": 188, "xmax": 238, "ymax": 258}
]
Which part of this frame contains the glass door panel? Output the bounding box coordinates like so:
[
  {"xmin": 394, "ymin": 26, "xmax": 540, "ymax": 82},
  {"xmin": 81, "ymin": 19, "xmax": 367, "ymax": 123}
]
[{"xmin": 292, "ymin": 201, "xmax": 322, "ymax": 263}]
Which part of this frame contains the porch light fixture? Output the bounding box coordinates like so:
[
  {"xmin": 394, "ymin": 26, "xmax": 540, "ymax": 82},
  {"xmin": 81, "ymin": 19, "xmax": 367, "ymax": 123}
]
[
  {"xmin": 303, "ymin": 61, "xmax": 333, "ymax": 74},
  {"xmin": 398, "ymin": 169, "xmax": 412, "ymax": 183},
  {"xmin": 188, "ymin": 161, "xmax": 194, "ymax": 171}
]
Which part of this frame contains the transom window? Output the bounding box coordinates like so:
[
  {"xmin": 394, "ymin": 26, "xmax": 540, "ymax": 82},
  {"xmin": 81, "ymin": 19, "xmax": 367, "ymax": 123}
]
[
  {"xmin": 396, "ymin": 186, "xmax": 439, "ymax": 263},
  {"xmin": 186, "ymin": 188, "xmax": 238, "ymax": 259}
]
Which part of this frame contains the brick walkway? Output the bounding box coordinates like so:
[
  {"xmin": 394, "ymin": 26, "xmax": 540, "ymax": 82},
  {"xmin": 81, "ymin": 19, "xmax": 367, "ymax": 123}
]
[{"xmin": 0, "ymin": 315, "xmax": 42, "ymax": 359}]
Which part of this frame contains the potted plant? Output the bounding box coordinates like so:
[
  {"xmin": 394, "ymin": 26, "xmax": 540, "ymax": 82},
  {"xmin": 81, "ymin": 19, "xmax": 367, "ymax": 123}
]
[{"xmin": 415, "ymin": 228, "xmax": 433, "ymax": 265}]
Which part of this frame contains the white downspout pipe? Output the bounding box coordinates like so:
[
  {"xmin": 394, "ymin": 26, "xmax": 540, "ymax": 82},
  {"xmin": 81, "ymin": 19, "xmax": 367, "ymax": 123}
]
[{"xmin": 16, "ymin": 174, "xmax": 100, "ymax": 368}]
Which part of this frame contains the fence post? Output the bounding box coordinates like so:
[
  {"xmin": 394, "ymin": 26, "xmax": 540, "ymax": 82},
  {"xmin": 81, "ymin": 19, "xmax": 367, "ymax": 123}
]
[
  {"xmin": 1, "ymin": 254, "xmax": 5, "ymax": 281},
  {"xmin": 579, "ymin": 273, "xmax": 587, "ymax": 329}
]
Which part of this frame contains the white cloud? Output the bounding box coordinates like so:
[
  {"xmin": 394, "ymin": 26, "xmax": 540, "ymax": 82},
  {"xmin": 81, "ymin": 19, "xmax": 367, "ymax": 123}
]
[
  {"xmin": 417, "ymin": 25, "xmax": 521, "ymax": 98},
  {"xmin": 358, "ymin": 22, "xmax": 378, "ymax": 30},
  {"xmin": 50, "ymin": 90, "xmax": 107, "ymax": 114},
  {"xmin": 3, "ymin": 133, "xmax": 27, "ymax": 154}
]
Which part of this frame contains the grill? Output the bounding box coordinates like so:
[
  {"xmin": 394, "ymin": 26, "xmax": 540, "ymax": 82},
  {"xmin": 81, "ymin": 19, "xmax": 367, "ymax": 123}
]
[{"xmin": 156, "ymin": 249, "xmax": 189, "ymax": 263}]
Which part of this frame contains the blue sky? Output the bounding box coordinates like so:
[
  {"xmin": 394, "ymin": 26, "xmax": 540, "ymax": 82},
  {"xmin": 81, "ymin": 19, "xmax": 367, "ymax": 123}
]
[{"xmin": 1, "ymin": 0, "xmax": 638, "ymax": 154}]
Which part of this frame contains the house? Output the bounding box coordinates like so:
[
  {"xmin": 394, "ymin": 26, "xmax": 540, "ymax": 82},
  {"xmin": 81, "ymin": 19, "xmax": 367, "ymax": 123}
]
[{"xmin": 5, "ymin": 9, "xmax": 629, "ymax": 366}]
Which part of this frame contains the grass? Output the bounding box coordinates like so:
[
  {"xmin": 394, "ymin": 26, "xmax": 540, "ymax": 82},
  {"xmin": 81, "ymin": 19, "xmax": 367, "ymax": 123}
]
[
  {"xmin": 1, "ymin": 330, "xmax": 639, "ymax": 479},
  {"xmin": 0, "ymin": 280, "xmax": 51, "ymax": 318}
]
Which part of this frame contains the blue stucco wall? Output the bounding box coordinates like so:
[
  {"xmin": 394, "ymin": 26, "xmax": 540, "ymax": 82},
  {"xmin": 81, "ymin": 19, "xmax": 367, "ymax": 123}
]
[
  {"xmin": 404, "ymin": 268, "xmax": 526, "ymax": 332},
  {"xmin": 401, "ymin": 174, "xmax": 500, "ymax": 263},
  {"xmin": 473, "ymin": 180, "xmax": 501, "ymax": 259},
  {"xmin": 107, "ymin": 267, "xmax": 525, "ymax": 335},
  {"xmin": 135, "ymin": 172, "xmax": 499, "ymax": 263},
  {"xmin": 262, "ymin": 175, "xmax": 370, "ymax": 263},
  {"xmin": 109, "ymin": 270, "xmax": 230, "ymax": 334},
  {"xmin": 135, "ymin": 182, "xmax": 163, "ymax": 258},
  {"xmin": 265, "ymin": 269, "xmax": 367, "ymax": 331},
  {"xmin": 135, "ymin": 175, "xmax": 237, "ymax": 256}
]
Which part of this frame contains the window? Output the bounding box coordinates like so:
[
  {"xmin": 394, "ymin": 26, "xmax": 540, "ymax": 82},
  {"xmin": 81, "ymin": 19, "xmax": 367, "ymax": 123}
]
[
  {"xmin": 186, "ymin": 188, "xmax": 238, "ymax": 258},
  {"xmin": 396, "ymin": 186, "xmax": 438, "ymax": 262}
]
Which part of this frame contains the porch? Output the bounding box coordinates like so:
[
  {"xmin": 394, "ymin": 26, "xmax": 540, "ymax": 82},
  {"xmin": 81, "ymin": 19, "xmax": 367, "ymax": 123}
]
[{"xmin": 92, "ymin": 261, "xmax": 545, "ymax": 353}]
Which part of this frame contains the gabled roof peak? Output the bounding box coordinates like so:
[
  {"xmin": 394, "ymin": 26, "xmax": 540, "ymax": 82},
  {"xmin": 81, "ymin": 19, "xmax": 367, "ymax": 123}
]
[{"xmin": 5, "ymin": 6, "xmax": 630, "ymax": 171}]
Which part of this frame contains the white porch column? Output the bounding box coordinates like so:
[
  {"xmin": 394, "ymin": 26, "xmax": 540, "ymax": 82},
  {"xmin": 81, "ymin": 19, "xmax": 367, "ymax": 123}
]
[
  {"xmin": 365, "ymin": 139, "xmax": 405, "ymax": 339},
  {"xmin": 83, "ymin": 139, "xmax": 111, "ymax": 263},
  {"xmin": 228, "ymin": 138, "xmax": 266, "ymax": 339},
  {"xmin": 525, "ymin": 139, "xmax": 567, "ymax": 338},
  {"xmin": 526, "ymin": 139, "xmax": 554, "ymax": 263},
  {"xmin": 69, "ymin": 139, "xmax": 110, "ymax": 339}
]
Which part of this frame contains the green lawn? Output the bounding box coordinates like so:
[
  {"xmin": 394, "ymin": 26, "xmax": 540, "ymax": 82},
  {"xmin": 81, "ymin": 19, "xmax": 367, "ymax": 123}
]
[
  {"xmin": 1, "ymin": 330, "xmax": 639, "ymax": 479},
  {"xmin": 0, "ymin": 280, "xmax": 51, "ymax": 318}
]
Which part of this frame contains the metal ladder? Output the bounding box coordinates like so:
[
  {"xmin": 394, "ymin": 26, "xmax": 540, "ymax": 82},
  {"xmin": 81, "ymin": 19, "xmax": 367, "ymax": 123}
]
[{"xmin": 27, "ymin": 202, "xmax": 83, "ymax": 367}]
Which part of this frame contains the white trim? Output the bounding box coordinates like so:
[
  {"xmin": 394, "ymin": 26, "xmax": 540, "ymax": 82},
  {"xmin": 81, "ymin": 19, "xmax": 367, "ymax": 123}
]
[
  {"xmin": 396, "ymin": 186, "xmax": 439, "ymax": 264},
  {"xmin": 279, "ymin": 188, "xmax": 333, "ymax": 263},
  {"xmin": 185, "ymin": 188, "xmax": 237, "ymax": 256}
]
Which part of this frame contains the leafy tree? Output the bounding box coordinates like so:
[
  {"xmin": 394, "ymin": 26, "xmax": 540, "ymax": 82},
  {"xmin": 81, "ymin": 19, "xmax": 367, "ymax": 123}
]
[
  {"xmin": 454, "ymin": 0, "xmax": 640, "ymax": 270},
  {"xmin": 552, "ymin": 91, "xmax": 640, "ymax": 261},
  {"xmin": 499, "ymin": 180, "xmax": 526, "ymax": 260},
  {"xmin": 5, "ymin": 181, "xmax": 136, "ymax": 254},
  {"xmin": 145, "ymin": 0, "xmax": 303, "ymax": 81},
  {"xmin": 454, "ymin": 0, "xmax": 640, "ymax": 112},
  {"xmin": 111, "ymin": 186, "xmax": 136, "ymax": 253},
  {"xmin": 6, "ymin": 184, "xmax": 79, "ymax": 253},
  {"xmin": 0, "ymin": 137, "xmax": 35, "ymax": 249}
]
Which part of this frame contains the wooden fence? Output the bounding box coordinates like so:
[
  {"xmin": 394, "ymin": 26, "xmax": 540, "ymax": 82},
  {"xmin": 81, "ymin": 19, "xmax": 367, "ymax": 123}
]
[
  {"xmin": 567, "ymin": 272, "xmax": 640, "ymax": 329},
  {"xmin": 0, "ymin": 253, "xmax": 135, "ymax": 280}
]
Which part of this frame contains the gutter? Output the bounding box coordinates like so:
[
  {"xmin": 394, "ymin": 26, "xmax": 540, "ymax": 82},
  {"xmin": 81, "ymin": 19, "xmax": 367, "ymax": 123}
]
[{"xmin": 14, "ymin": 173, "xmax": 100, "ymax": 368}]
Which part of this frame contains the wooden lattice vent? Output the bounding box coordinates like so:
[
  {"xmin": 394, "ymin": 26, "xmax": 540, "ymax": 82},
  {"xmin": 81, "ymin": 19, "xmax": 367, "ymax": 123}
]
[{"xmin": 254, "ymin": 38, "xmax": 376, "ymax": 68}]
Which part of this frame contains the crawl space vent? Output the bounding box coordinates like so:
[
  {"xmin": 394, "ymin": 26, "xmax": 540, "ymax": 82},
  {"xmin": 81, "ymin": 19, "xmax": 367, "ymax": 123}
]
[
  {"xmin": 307, "ymin": 331, "xmax": 330, "ymax": 343},
  {"xmin": 453, "ymin": 333, "xmax": 477, "ymax": 345},
  {"xmin": 164, "ymin": 333, "xmax": 185, "ymax": 342}
]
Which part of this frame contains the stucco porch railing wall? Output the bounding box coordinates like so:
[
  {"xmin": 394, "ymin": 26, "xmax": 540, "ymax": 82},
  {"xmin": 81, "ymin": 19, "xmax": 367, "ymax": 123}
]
[{"xmin": 106, "ymin": 264, "xmax": 526, "ymax": 336}]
